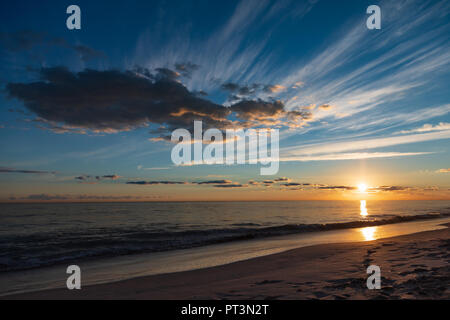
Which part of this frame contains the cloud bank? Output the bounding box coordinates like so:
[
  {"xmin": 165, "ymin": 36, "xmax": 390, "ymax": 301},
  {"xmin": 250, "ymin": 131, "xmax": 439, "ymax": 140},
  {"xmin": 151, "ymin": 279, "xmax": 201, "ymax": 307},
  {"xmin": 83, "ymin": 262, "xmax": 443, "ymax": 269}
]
[{"xmin": 6, "ymin": 67, "xmax": 314, "ymax": 139}]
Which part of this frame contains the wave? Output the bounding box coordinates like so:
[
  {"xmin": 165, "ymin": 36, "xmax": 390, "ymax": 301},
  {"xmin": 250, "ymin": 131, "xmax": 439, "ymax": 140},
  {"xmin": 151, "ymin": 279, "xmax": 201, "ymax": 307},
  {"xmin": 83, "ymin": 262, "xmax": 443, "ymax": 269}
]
[{"xmin": 1, "ymin": 212, "xmax": 449, "ymax": 273}]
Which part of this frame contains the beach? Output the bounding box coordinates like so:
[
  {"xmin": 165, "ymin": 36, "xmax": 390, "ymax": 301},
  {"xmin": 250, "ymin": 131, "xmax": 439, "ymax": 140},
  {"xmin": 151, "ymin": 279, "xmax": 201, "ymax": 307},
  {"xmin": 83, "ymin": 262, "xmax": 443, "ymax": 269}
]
[
  {"xmin": 5, "ymin": 222, "xmax": 449, "ymax": 300},
  {"xmin": 2, "ymin": 0, "xmax": 450, "ymax": 305}
]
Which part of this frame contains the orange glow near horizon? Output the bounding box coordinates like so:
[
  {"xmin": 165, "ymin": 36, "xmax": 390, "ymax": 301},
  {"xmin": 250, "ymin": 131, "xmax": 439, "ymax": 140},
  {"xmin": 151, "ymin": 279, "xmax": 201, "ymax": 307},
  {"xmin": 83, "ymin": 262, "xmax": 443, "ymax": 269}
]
[
  {"xmin": 357, "ymin": 183, "xmax": 368, "ymax": 193},
  {"xmin": 1, "ymin": 179, "xmax": 450, "ymax": 203}
]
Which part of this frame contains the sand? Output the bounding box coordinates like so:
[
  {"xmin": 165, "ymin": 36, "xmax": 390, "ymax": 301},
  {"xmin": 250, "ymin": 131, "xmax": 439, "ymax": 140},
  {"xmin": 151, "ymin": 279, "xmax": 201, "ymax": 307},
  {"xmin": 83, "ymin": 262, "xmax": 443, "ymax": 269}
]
[{"xmin": 3, "ymin": 223, "xmax": 449, "ymax": 300}]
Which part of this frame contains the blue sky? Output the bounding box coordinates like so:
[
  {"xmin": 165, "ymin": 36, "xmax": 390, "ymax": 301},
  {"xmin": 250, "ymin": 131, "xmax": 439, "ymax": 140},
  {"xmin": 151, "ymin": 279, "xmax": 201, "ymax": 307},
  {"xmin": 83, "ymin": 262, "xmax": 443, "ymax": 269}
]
[{"xmin": 0, "ymin": 0, "xmax": 449, "ymax": 201}]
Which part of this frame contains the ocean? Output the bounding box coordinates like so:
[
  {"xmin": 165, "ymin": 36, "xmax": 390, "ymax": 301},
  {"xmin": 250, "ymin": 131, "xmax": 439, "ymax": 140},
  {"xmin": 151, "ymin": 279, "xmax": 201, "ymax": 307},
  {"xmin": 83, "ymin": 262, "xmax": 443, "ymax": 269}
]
[{"xmin": 1, "ymin": 200, "xmax": 449, "ymax": 273}]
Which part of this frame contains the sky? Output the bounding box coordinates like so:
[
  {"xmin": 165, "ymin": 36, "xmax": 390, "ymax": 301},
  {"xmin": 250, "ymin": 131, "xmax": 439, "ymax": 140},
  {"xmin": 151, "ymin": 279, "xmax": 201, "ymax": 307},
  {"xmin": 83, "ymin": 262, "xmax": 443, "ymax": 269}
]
[{"xmin": 0, "ymin": 0, "xmax": 449, "ymax": 202}]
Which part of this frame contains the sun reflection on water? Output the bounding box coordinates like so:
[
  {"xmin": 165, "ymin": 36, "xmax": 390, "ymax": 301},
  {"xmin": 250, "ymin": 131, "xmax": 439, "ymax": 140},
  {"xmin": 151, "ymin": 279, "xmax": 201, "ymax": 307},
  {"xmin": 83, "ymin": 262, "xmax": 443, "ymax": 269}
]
[
  {"xmin": 361, "ymin": 227, "xmax": 377, "ymax": 241},
  {"xmin": 360, "ymin": 200, "xmax": 368, "ymax": 217}
]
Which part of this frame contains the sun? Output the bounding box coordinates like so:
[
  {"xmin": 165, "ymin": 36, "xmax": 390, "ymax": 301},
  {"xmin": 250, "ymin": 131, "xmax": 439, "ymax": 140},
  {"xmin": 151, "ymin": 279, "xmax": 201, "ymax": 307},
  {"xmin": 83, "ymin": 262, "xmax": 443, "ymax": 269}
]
[{"xmin": 358, "ymin": 183, "xmax": 368, "ymax": 193}]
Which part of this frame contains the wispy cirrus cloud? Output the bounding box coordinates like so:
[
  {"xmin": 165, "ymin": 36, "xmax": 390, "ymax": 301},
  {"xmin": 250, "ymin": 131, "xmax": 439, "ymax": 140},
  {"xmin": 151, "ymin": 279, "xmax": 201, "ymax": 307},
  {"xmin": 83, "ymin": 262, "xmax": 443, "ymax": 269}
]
[
  {"xmin": 330, "ymin": 104, "xmax": 450, "ymax": 133},
  {"xmin": 280, "ymin": 152, "xmax": 433, "ymax": 162},
  {"xmin": 132, "ymin": 0, "xmax": 317, "ymax": 92},
  {"xmin": 282, "ymin": 130, "xmax": 450, "ymax": 159},
  {"xmin": 398, "ymin": 122, "xmax": 450, "ymax": 134},
  {"xmin": 272, "ymin": 0, "xmax": 450, "ymax": 135}
]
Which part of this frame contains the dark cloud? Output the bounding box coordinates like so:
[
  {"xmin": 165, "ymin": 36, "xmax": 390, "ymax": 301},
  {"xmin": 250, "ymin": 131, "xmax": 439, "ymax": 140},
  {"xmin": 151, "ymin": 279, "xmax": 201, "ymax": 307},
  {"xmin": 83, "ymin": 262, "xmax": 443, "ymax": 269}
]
[
  {"xmin": 370, "ymin": 186, "xmax": 408, "ymax": 192},
  {"xmin": 6, "ymin": 67, "xmax": 233, "ymax": 136},
  {"xmin": 73, "ymin": 195, "xmax": 161, "ymax": 200},
  {"xmin": 125, "ymin": 179, "xmax": 244, "ymax": 187},
  {"xmin": 195, "ymin": 180, "xmax": 232, "ymax": 185},
  {"xmin": 100, "ymin": 174, "xmax": 121, "ymax": 180},
  {"xmin": 6, "ymin": 67, "xmax": 314, "ymax": 138},
  {"xmin": 221, "ymin": 82, "xmax": 286, "ymax": 97},
  {"xmin": 221, "ymin": 82, "xmax": 261, "ymax": 96},
  {"xmin": 75, "ymin": 175, "xmax": 90, "ymax": 180},
  {"xmin": 0, "ymin": 167, "xmax": 56, "ymax": 174},
  {"xmin": 75, "ymin": 174, "xmax": 121, "ymax": 182},
  {"xmin": 24, "ymin": 194, "xmax": 69, "ymax": 201},
  {"xmin": 247, "ymin": 180, "xmax": 268, "ymax": 186},
  {"xmin": 282, "ymin": 182, "xmax": 302, "ymax": 187},
  {"xmin": 126, "ymin": 181, "xmax": 187, "ymax": 185},
  {"xmin": 318, "ymin": 186, "xmax": 357, "ymax": 190},
  {"xmin": 0, "ymin": 31, "xmax": 104, "ymax": 62},
  {"xmin": 231, "ymin": 100, "xmax": 313, "ymax": 127},
  {"xmin": 213, "ymin": 184, "xmax": 246, "ymax": 188},
  {"xmin": 230, "ymin": 99, "xmax": 284, "ymax": 121},
  {"xmin": 247, "ymin": 178, "xmax": 296, "ymax": 186}
]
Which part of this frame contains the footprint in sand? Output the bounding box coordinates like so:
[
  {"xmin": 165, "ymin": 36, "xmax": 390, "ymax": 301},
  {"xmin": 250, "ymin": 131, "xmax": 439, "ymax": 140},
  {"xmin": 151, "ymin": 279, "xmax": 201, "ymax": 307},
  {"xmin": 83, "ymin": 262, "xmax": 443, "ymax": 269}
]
[
  {"xmin": 254, "ymin": 280, "xmax": 283, "ymax": 285},
  {"xmin": 382, "ymin": 243, "xmax": 395, "ymax": 247}
]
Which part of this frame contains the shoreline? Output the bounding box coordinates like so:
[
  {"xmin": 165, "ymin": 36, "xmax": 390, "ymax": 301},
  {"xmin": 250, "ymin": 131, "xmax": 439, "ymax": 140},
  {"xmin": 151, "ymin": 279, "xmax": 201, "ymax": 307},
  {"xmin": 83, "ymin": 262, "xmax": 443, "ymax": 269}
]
[
  {"xmin": 2, "ymin": 212, "xmax": 449, "ymax": 274},
  {"xmin": 4, "ymin": 222, "xmax": 449, "ymax": 300}
]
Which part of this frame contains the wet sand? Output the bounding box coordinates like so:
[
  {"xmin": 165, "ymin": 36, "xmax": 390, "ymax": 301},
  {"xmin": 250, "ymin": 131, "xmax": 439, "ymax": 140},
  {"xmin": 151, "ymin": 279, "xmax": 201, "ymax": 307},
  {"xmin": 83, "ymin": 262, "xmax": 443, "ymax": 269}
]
[{"xmin": 4, "ymin": 223, "xmax": 449, "ymax": 300}]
